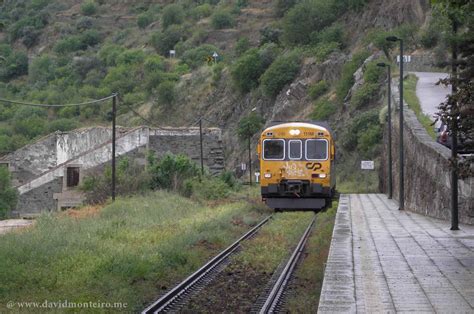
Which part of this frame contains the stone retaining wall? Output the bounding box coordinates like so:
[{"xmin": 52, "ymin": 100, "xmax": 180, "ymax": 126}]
[{"xmin": 380, "ymin": 80, "xmax": 473, "ymax": 224}]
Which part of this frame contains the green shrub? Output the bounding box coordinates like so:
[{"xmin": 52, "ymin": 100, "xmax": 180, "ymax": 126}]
[
  {"xmin": 219, "ymin": 170, "xmax": 240, "ymax": 189},
  {"xmin": 137, "ymin": 12, "xmax": 153, "ymax": 29},
  {"xmin": 235, "ymin": 37, "xmax": 251, "ymax": 57},
  {"xmin": 260, "ymin": 51, "xmax": 301, "ymax": 97},
  {"xmin": 150, "ymin": 25, "xmax": 183, "ymax": 55},
  {"xmin": 162, "ymin": 4, "xmax": 184, "ymax": 28},
  {"xmin": 157, "ymin": 80, "xmax": 176, "ymax": 107},
  {"xmin": 341, "ymin": 110, "xmax": 380, "ymax": 152},
  {"xmin": 308, "ymin": 80, "xmax": 328, "ymax": 100},
  {"xmin": 313, "ymin": 23, "xmax": 345, "ymax": 46},
  {"xmin": 274, "ymin": 0, "xmax": 298, "ymax": 17},
  {"xmin": 186, "ymin": 177, "xmax": 231, "ymax": 200},
  {"xmin": 366, "ymin": 29, "xmax": 396, "ymax": 58},
  {"xmin": 211, "ymin": 9, "xmax": 234, "ymax": 29},
  {"xmin": 311, "ymin": 97, "xmax": 336, "ymax": 120},
  {"xmin": 231, "ymin": 48, "xmax": 264, "ymax": 93},
  {"xmin": 148, "ymin": 153, "xmax": 200, "ymax": 192},
  {"xmin": 0, "ymin": 50, "xmax": 28, "ymax": 81},
  {"xmin": 48, "ymin": 118, "xmax": 80, "ymax": 132},
  {"xmin": 282, "ymin": 0, "xmax": 336, "ymax": 46},
  {"xmin": 357, "ymin": 124, "xmax": 381, "ymax": 157},
  {"xmin": 363, "ymin": 60, "xmax": 384, "ymax": 84},
  {"xmin": 191, "ymin": 4, "xmax": 212, "ymax": 20},
  {"xmin": 237, "ymin": 112, "xmax": 264, "ymax": 140},
  {"xmin": 313, "ymin": 41, "xmax": 340, "ymax": 61},
  {"xmin": 336, "ymin": 50, "xmax": 370, "ymax": 101},
  {"xmin": 81, "ymin": 157, "xmax": 149, "ymax": 204},
  {"xmin": 81, "ymin": 0, "xmax": 98, "ymax": 16},
  {"xmin": 351, "ymin": 83, "xmax": 379, "ymax": 109},
  {"xmin": 260, "ymin": 26, "xmax": 282, "ymax": 45},
  {"xmin": 98, "ymin": 44, "xmax": 125, "ymax": 66},
  {"xmin": 0, "ymin": 166, "xmax": 18, "ymax": 219}
]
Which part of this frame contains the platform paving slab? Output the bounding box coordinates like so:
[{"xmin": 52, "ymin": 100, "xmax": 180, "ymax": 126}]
[{"xmin": 318, "ymin": 194, "xmax": 474, "ymax": 313}]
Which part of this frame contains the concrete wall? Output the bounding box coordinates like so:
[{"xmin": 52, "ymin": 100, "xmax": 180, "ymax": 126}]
[
  {"xmin": 7, "ymin": 126, "xmax": 224, "ymax": 216},
  {"xmin": 380, "ymin": 80, "xmax": 474, "ymax": 225}
]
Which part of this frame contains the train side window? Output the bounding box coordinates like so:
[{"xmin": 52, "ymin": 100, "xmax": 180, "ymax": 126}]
[
  {"xmin": 288, "ymin": 140, "xmax": 302, "ymax": 160},
  {"xmin": 263, "ymin": 139, "xmax": 285, "ymax": 160},
  {"xmin": 305, "ymin": 139, "xmax": 328, "ymax": 160}
]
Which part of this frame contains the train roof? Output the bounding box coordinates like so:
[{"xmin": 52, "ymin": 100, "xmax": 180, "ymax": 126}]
[{"xmin": 263, "ymin": 121, "xmax": 333, "ymax": 134}]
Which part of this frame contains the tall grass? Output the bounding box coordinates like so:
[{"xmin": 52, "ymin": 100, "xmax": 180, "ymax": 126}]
[
  {"xmin": 404, "ymin": 75, "xmax": 437, "ymax": 139},
  {"xmin": 0, "ymin": 190, "xmax": 270, "ymax": 312}
]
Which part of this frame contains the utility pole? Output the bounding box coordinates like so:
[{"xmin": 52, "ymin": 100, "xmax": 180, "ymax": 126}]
[
  {"xmin": 199, "ymin": 118, "xmax": 204, "ymax": 176},
  {"xmin": 248, "ymin": 129, "xmax": 252, "ymax": 186},
  {"xmin": 111, "ymin": 93, "xmax": 117, "ymax": 202}
]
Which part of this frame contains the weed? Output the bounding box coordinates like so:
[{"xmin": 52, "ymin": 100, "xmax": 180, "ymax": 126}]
[{"xmin": 404, "ymin": 75, "xmax": 436, "ymax": 139}]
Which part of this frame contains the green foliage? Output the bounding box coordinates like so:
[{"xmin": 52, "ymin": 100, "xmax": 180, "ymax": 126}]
[
  {"xmin": 260, "ymin": 26, "xmax": 282, "ymax": 45},
  {"xmin": 162, "ymin": 4, "xmax": 184, "ymax": 29},
  {"xmin": 351, "ymin": 83, "xmax": 379, "ymax": 109},
  {"xmin": 313, "ymin": 23, "xmax": 345, "ymax": 46},
  {"xmin": 29, "ymin": 55, "xmax": 57, "ymax": 84},
  {"xmin": 81, "ymin": 157, "xmax": 149, "ymax": 204},
  {"xmin": 211, "ymin": 9, "xmax": 234, "ymax": 29},
  {"xmin": 311, "ymin": 97, "xmax": 336, "ymax": 120},
  {"xmin": 0, "ymin": 49, "xmax": 28, "ymax": 81},
  {"xmin": 191, "ymin": 4, "xmax": 212, "ymax": 20},
  {"xmin": 274, "ymin": 0, "xmax": 298, "ymax": 17},
  {"xmin": 148, "ymin": 153, "xmax": 200, "ymax": 192},
  {"xmin": 282, "ymin": 0, "xmax": 337, "ymax": 46},
  {"xmin": 363, "ymin": 61, "xmax": 384, "ymax": 84},
  {"xmin": 366, "ymin": 29, "xmax": 396, "ymax": 58},
  {"xmin": 53, "ymin": 30, "xmax": 101, "ymax": 54},
  {"xmin": 81, "ymin": 0, "xmax": 98, "ymax": 16},
  {"xmin": 157, "ymin": 81, "xmax": 177, "ymax": 107},
  {"xmin": 260, "ymin": 51, "xmax": 301, "ymax": 97},
  {"xmin": 237, "ymin": 112, "xmax": 265, "ymax": 141},
  {"xmin": 235, "ymin": 37, "xmax": 251, "ymax": 57},
  {"xmin": 313, "ymin": 41, "xmax": 341, "ymax": 61},
  {"xmin": 137, "ymin": 12, "xmax": 153, "ymax": 29},
  {"xmin": 336, "ymin": 50, "xmax": 370, "ymax": 101},
  {"xmin": 341, "ymin": 109, "xmax": 381, "ymax": 157},
  {"xmin": 0, "ymin": 166, "xmax": 17, "ymax": 219},
  {"xmin": 309, "ymin": 80, "xmax": 329, "ymax": 100},
  {"xmin": 185, "ymin": 177, "xmax": 231, "ymax": 200},
  {"xmin": 47, "ymin": 118, "xmax": 80, "ymax": 133},
  {"xmin": 150, "ymin": 25, "xmax": 184, "ymax": 56},
  {"xmin": 231, "ymin": 48, "xmax": 263, "ymax": 93},
  {"xmin": 98, "ymin": 44, "xmax": 125, "ymax": 66}
]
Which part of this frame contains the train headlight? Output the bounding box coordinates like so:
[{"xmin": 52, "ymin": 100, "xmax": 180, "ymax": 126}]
[
  {"xmin": 289, "ymin": 129, "xmax": 301, "ymax": 136},
  {"xmin": 264, "ymin": 173, "xmax": 272, "ymax": 178},
  {"xmin": 319, "ymin": 173, "xmax": 327, "ymax": 178}
]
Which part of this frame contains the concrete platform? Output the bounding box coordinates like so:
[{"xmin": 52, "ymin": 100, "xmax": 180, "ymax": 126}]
[{"xmin": 318, "ymin": 194, "xmax": 474, "ymax": 313}]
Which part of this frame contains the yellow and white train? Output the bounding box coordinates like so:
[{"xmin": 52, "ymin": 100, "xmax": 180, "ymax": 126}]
[{"xmin": 257, "ymin": 122, "xmax": 336, "ymax": 210}]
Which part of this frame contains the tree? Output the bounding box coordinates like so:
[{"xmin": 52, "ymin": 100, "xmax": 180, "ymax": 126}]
[
  {"xmin": 162, "ymin": 4, "xmax": 184, "ymax": 29},
  {"xmin": 237, "ymin": 112, "xmax": 264, "ymax": 141},
  {"xmin": 433, "ymin": 0, "xmax": 473, "ymax": 177},
  {"xmin": 0, "ymin": 166, "xmax": 18, "ymax": 219}
]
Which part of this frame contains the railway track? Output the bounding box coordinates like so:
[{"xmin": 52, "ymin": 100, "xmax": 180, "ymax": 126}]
[
  {"xmin": 142, "ymin": 214, "xmax": 273, "ymax": 314},
  {"xmin": 257, "ymin": 214, "xmax": 316, "ymax": 313}
]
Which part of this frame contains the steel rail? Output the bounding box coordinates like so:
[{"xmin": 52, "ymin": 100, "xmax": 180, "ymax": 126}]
[
  {"xmin": 259, "ymin": 214, "xmax": 316, "ymax": 313},
  {"xmin": 142, "ymin": 214, "xmax": 273, "ymax": 314}
]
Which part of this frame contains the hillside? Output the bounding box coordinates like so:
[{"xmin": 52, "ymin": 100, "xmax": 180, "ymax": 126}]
[{"xmin": 0, "ymin": 0, "xmax": 448, "ymax": 182}]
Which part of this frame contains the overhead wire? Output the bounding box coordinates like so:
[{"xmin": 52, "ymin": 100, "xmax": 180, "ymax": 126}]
[{"xmin": 0, "ymin": 94, "xmax": 117, "ymax": 107}]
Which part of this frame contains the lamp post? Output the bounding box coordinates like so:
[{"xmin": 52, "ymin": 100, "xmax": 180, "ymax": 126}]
[
  {"xmin": 386, "ymin": 36, "xmax": 404, "ymax": 210},
  {"xmin": 377, "ymin": 62, "xmax": 392, "ymax": 199}
]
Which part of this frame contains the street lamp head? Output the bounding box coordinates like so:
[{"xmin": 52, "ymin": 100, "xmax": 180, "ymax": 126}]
[{"xmin": 386, "ymin": 36, "xmax": 400, "ymax": 42}]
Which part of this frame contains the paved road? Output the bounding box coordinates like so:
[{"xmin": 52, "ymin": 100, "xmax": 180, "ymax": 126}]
[
  {"xmin": 410, "ymin": 72, "xmax": 450, "ymax": 122},
  {"xmin": 319, "ymin": 194, "xmax": 474, "ymax": 313}
]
